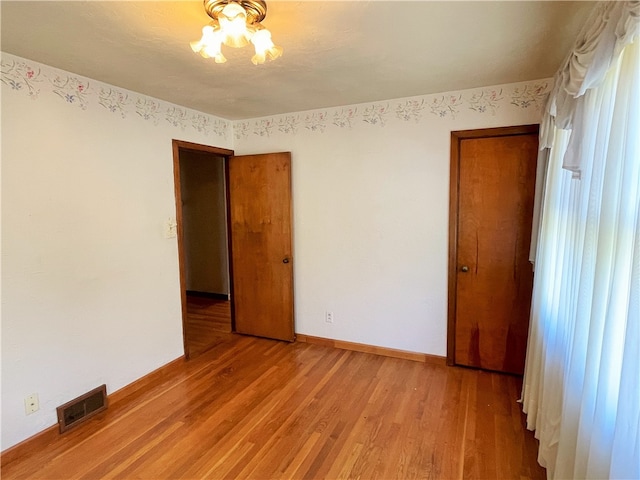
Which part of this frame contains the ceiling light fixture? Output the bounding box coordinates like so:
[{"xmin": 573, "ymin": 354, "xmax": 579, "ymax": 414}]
[{"xmin": 191, "ymin": 0, "xmax": 283, "ymax": 65}]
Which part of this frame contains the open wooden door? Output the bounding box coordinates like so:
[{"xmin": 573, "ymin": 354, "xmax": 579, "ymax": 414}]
[
  {"xmin": 228, "ymin": 152, "xmax": 294, "ymax": 342},
  {"xmin": 448, "ymin": 125, "xmax": 538, "ymax": 374}
]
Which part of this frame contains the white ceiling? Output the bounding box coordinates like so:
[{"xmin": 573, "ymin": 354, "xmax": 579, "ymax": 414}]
[{"xmin": 1, "ymin": 1, "xmax": 593, "ymax": 120}]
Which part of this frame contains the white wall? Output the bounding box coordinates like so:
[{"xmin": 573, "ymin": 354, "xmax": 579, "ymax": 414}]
[
  {"xmin": 1, "ymin": 53, "xmax": 232, "ymax": 450},
  {"xmin": 233, "ymin": 82, "xmax": 548, "ymax": 357},
  {"xmin": 1, "ymin": 51, "xmax": 549, "ymax": 450}
]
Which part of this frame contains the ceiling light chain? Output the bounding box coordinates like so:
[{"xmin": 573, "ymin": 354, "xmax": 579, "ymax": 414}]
[{"xmin": 191, "ymin": 0, "xmax": 282, "ymax": 65}]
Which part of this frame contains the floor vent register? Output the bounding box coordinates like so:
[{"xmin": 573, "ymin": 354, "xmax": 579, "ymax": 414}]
[{"xmin": 56, "ymin": 384, "xmax": 108, "ymax": 433}]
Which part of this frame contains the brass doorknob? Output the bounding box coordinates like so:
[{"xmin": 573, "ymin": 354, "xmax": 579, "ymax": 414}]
[{"xmin": 460, "ymin": 265, "xmax": 469, "ymax": 272}]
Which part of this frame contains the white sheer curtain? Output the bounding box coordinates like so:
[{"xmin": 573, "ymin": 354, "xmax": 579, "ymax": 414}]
[{"xmin": 522, "ymin": 2, "xmax": 639, "ymax": 479}]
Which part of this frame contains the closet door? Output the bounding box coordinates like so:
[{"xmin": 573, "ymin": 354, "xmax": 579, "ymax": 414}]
[{"xmin": 449, "ymin": 126, "xmax": 538, "ymax": 374}]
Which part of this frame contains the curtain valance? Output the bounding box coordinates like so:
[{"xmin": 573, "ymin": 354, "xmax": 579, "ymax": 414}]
[{"xmin": 540, "ymin": 1, "xmax": 639, "ymax": 176}]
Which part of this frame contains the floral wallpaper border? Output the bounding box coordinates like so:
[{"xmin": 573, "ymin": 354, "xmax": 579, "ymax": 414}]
[
  {"xmin": 234, "ymin": 82, "xmax": 550, "ymax": 140},
  {"xmin": 1, "ymin": 55, "xmax": 230, "ymax": 140},
  {"xmin": 2, "ymin": 53, "xmax": 550, "ymax": 144}
]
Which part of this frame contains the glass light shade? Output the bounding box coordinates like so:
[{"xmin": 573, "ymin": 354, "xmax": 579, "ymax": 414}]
[
  {"xmin": 191, "ymin": 0, "xmax": 282, "ymax": 65},
  {"xmin": 190, "ymin": 25, "xmax": 212, "ymax": 53},
  {"xmin": 204, "ymin": 44, "xmax": 227, "ymax": 63},
  {"xmin": 219, "ymin": 2, "xmax": 250, "ymax": 48},
  {"xmin": 251, "ymin": 29, "xmax": 283, "ymax": 65},
  {"xmin": 191, "ymin": 25, "xmax": 226, "ymax": 63}
]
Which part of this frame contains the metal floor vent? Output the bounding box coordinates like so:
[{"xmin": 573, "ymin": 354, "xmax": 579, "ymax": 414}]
[{"xmin": 56, "ymin": 384, "xmax": 108, "ymax": 433}]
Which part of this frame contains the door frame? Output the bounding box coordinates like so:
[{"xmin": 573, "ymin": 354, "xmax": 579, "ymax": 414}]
[
  {"xmin": 447, "ymin": 124, "xmax": 539, "ymax": 366},
  {"xmin": 172, "ymin": 139, "xmax": 235, "ymax": 359}
]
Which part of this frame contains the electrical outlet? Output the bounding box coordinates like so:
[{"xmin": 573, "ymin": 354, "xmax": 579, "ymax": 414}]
[
  {"xmin": 325, "ymin": 311, "xmax": 334, "ymax": 324},
  {"xmin": 25, "ymin": 393, "xmax": 39, "ymax": 415}
]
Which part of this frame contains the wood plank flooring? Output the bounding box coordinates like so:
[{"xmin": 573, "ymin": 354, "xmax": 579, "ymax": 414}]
[
  {"xmin": 185, "ymin": 295, "xmax": 232, "ymax": 357},
  {"xmin": 1, "ymin": 334, "xmax": 545, "ymax": 479}
]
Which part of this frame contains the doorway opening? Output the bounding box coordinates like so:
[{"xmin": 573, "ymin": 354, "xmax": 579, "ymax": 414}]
[{"xmin": 172, "ymin": 140, "xmax": 235, "ymax": 359}]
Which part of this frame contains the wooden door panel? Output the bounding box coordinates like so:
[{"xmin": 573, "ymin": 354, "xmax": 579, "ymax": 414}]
[
  {"xmin": 228, "ymin": 152, "xmax": 294, "ymax": 342},
  {"xmin": 451, "ymin": 129, "xmax": 537, "ymax": 374}
]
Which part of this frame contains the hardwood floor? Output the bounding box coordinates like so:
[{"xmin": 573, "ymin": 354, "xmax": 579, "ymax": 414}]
[
  {"xmin": 185, "ymin": 294, "xmax": 232, "ymax": 357},
  {"xmin": 1, "ymin": 334, "xmax": 545, "ymax": 479}
]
